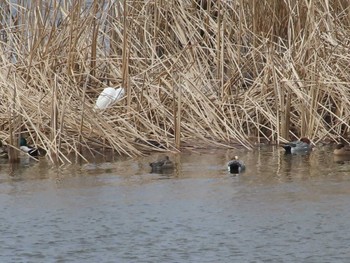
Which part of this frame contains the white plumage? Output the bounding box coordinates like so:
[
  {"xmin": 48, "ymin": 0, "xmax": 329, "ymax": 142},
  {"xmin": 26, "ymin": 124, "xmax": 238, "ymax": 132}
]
[{"xmin": 94, "ymin": 87, "xmax": 125, "ymax": 110}]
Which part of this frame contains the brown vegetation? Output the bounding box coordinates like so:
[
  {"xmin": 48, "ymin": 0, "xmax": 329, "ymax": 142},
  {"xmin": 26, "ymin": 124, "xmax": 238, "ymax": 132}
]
[{"xmin": 0, "ymin": 0, "xmax": 349, "ymax": 163}]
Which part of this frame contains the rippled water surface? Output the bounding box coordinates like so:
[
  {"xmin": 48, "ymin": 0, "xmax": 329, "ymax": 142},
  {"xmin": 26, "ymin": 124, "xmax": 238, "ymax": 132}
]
[{"xmin": 1, "ymin": 146, "xmax": 350, "ymax": 262}]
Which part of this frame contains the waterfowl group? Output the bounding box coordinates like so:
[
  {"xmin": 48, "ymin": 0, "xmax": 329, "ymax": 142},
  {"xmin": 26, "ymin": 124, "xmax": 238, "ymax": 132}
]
[
  {"xmin": 1, "ymin": 133, "xmax": 349, "ymax": 173},
  {"xmin": 281, "ymin": 137, "xmax": 350, "ymax": 161},
  {"xmin": 281, "ymin": 137, "xmax": 312, "ymax": 155},
  {"xmin": 149, "ymin": 155, "xmax": 247, "ymax": 175}
]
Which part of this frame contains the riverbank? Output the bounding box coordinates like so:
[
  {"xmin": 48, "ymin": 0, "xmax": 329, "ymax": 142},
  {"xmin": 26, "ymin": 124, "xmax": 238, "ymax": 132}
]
[{"xmin": 0, "ymin": 1, "xmax": 349, "ymax": 163}]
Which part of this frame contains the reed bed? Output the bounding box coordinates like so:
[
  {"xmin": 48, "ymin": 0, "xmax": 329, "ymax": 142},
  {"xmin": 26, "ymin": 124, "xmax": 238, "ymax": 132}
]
[{"xmin": 0, "ymin": 0, "xmax": 349, "ymax": 163}]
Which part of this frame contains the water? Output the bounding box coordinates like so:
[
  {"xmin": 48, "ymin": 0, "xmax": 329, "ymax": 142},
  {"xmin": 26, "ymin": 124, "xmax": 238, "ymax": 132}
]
[{"xmin": 1, "ymin": 146, "xmax": 350, "ymax": 262}]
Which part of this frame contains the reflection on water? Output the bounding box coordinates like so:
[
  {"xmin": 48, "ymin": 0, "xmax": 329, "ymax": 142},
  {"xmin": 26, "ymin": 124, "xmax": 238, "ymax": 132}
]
[{"xmin": 1, "ymin": 146, "xmax": 350, "ymax": 262}]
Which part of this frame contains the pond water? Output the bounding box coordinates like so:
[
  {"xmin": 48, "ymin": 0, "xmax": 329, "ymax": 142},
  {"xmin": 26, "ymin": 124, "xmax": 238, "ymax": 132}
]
[{"xmin": 1, "ymin": 145, "xmax": 350, "ymax": 262}]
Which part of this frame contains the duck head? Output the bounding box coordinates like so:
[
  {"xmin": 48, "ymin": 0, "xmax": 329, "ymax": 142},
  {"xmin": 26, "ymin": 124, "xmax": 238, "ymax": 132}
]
[
  {"xmin": 20, "ymin": 137, "xmax": 28, "ymax": 147},
  {"xmin": 299, "ymin": 137, "xmax": 311, "ymax": 144}
]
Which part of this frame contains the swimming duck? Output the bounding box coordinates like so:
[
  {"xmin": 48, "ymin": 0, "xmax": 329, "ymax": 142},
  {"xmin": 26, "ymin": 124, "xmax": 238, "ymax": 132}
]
[
  {"xmin": 20, "ymin": 137, "xmax": 46, "ymax": 157},
  {"xmin": 150, "ymin": 156, "xmax": 174, "ymax": 171},
  {"xmin": 281, "ymin": 137, "xmax": 312, "ymax": 154},
  {"xmin": 0, "ymin": 140, "xmax": 8, "ymax": 158},
  {"xmin": 333, "ymin": 143, "xmax": 350, "ymax": 156},
  {"xmin": 227, "ymin": 156, "xmax": 245, "ymax": 174}
]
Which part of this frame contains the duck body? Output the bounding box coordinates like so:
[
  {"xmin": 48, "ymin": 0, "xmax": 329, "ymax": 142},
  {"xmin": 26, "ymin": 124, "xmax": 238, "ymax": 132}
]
[
  {"xmin": 20, "ymin": 145, "xmax": 39, "ymax": 156},
  {"xmin": 150, "ymin": 156, "xmax": 174, "ymax": 171},
  {"xmin": 333, "ymin": 144, "xmax": 350, "ymax": 156},
  {"xmin": 94, "ymin": 87, "xmax": 125, "ymax": 110},
  {"xmin": 227, "ymin": 156, "xmax": 245, "ymax": 174},
  {"xmin": 20, "ymin": 138, "xmax": 45, "ymax": 157},
  {"xmin": 281, "ymin": 137, "xmax": 312, "ymax": 154}
]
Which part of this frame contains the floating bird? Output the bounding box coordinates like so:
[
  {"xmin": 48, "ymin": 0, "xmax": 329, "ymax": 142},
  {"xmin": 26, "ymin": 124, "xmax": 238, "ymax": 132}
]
[
  {"xmin": 281, "ymin": 137, "xmax": 312, "ymax": 154},
  {"xmin": 333, "ymin": 143, "xmax": 350, "ymax": 156},
  {"xmin": 0, "ymin": 140, "xmax": 8, "ymax": 158},
  {"xmin": 94, "ymin": 86, "xmax": 125, "ymax": 110},
  {"xmin": 150, "ymin": 156, "xmax": 174, "ymax": 171},
  {"xmin": 227, "ymin": 156, "xmax": 246, "ymax": 174},
  {"xmin": 20, "ymin": 137, "xmax": 46, "ymax": 157}
]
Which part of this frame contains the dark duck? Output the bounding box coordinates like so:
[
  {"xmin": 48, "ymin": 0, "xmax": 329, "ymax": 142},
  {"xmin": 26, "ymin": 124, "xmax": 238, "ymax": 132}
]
[{"xmin": 227, "ymin": 156, "xmax": 246, "ymax": 174}]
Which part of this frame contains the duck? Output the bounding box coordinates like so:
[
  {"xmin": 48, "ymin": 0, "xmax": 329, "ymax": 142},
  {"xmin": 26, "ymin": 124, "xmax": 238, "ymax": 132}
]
[
  {"xmin": 333, "ymin": 143, "xmax": 350, "ymax": 156},
  {"xmin": 149, "ymin": 156, "xmax": 174, "ymax": 171},
  {"xmin": 20, "ymin": 137, "xmax": 46, "ymax": 157},
  {"xmin": 0, "ymin": 140, "xmax": 8, "ymax": 158},
  {"xmin": 94, "ymin": 86, "xmax": 125, "ymax": 110},
  {"xmin": 227, "ymin": 156, "xmax": 245, "ymax": 174},
  {"xmin": 281, "ymin": 137, "xmax": 312, "ymax": 154}
]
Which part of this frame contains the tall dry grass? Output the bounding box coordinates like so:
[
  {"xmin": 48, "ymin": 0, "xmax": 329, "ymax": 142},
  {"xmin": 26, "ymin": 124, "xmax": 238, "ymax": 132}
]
[{"xmin": 0, "ymin": 0, "xmax": 349, "ymax": 163}]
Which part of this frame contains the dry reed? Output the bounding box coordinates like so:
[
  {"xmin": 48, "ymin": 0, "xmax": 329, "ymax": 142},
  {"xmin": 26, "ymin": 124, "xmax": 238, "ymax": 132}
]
[{"xmin": 0, "ymin": 0, "xmax": 349, "ymax": 163}]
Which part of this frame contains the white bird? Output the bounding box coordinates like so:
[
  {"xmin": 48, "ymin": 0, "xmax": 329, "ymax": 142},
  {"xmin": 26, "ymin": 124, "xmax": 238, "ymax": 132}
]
[{"xmin": 94, "ymin": 87, "xmax": 125, "ymax": 110}]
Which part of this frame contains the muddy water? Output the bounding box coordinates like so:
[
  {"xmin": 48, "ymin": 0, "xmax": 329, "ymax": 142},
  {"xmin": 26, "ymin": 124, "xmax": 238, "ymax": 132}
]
[{"xmin": 1, "ymin": 146, "xmax": 350, "ymax": 262}]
